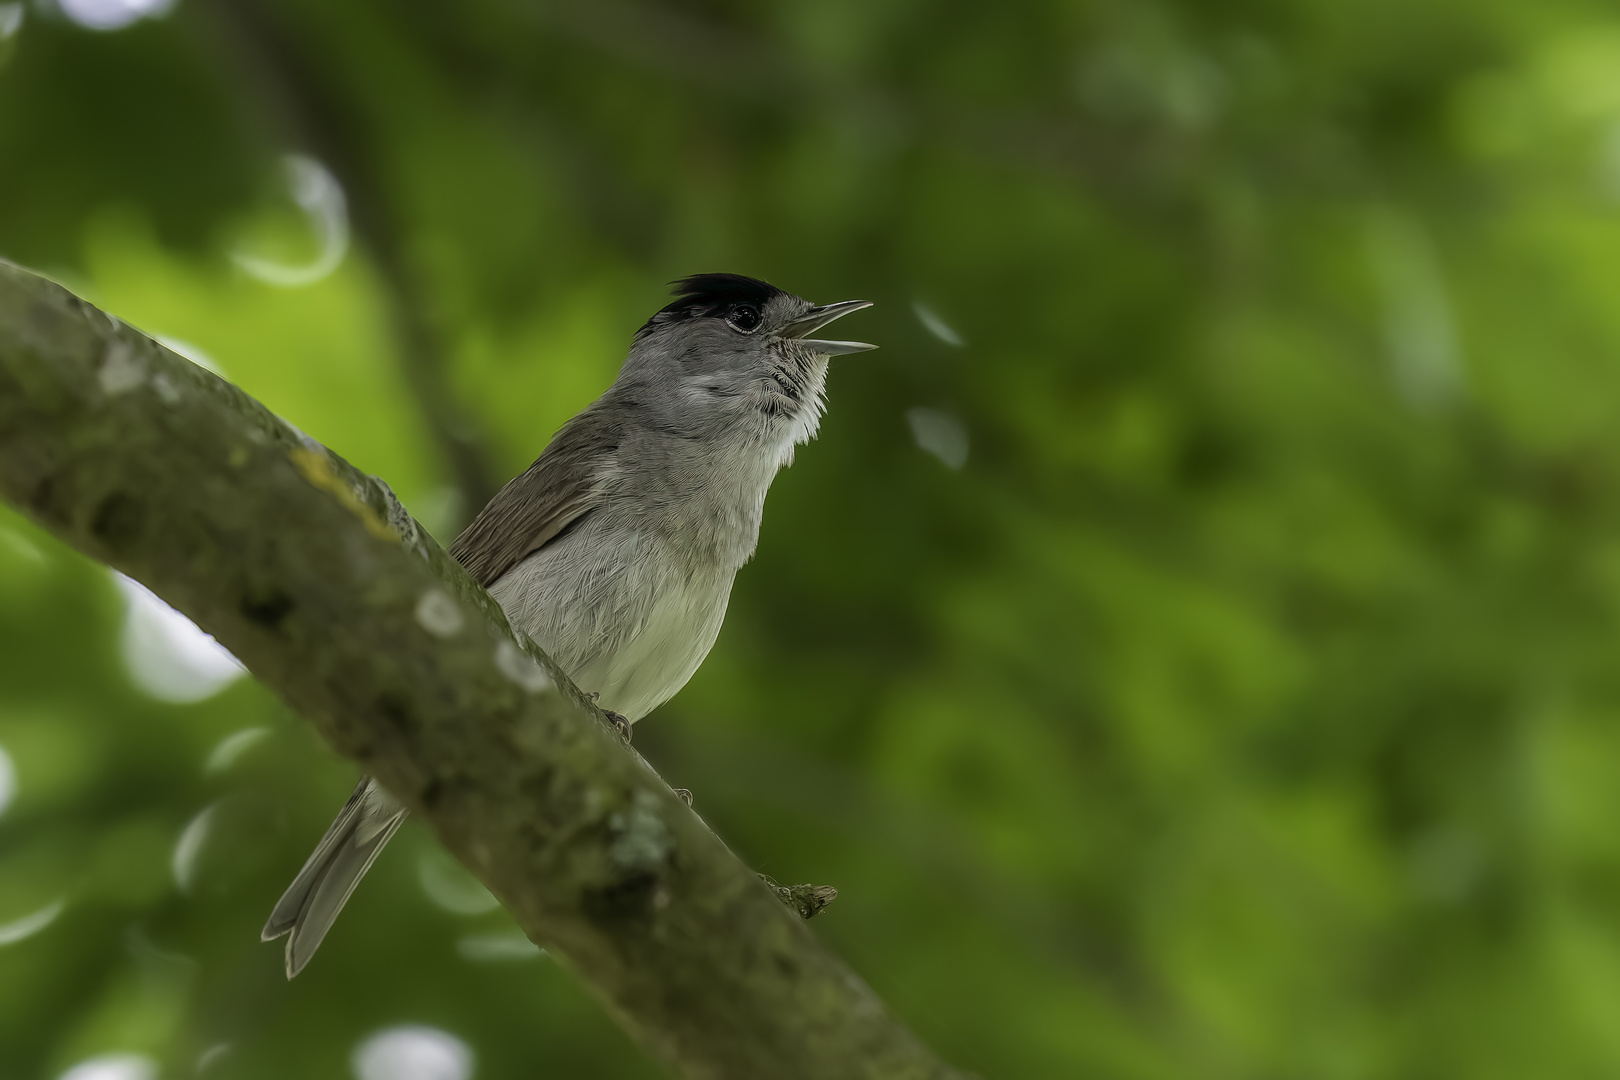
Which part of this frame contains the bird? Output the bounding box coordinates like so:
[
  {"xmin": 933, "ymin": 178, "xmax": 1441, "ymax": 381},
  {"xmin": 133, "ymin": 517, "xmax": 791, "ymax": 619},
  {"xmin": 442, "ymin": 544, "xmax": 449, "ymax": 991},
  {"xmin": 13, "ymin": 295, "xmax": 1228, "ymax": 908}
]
[{"xmin": 261, "ymin": 273, "xmax": 875, "ymax": 978}]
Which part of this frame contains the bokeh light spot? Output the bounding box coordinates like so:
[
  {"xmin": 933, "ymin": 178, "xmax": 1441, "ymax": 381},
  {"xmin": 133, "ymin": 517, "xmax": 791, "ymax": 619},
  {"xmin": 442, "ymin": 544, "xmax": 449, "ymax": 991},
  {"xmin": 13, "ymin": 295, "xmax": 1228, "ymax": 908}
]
[
  {"xmin": 57, "ymin": 1053, "xmax": 158, "ymax": 1080},
  {"xmin": 0, "ymin": 898, "xmax": 64, "ymax": 945},
  {"xmin": 0, "ymin": 741, "xmax": 13, "ymax": 818},
  {"xmin": 232, "ymin": 155, "xmax": 350, "ymax": 287},
  {"xmin": 170, "ymin": 794, "xmax": 279, "ymax": 896},
  {"xmin": 352, "ymin": 1026, "xmax": 473, "ymax": 1080},
  {"xmin": 196, "ymin": 1044, "xmax": 232, "ymax": 1073},
  {"xmin": 905, "ymin": 407, "xmax": 970, "ymax": 470},
  {"xmin": 203, "ymin": 727, "xmax": 270, "ymax": 775},
  {"xmin": 912, "ymin": 302, "xmax": 965, "ymax": 347},
  {"xmin": 171, "ymin": 802, "xmax": 216, "ymax": 895},
  {"xmin": 57, "ymin": 0, "xmax": 172, "ymax": 32},
  {"xmin": 115, "ymin": 572, "xmax": 245, "ymax": 704},
  {"xmin": 456, "ymin": 932, "xmax": 543, "ymax": 963},
  {"xmin": 417, "ymin": 849, "xmax": 500, "ymax": 915}
]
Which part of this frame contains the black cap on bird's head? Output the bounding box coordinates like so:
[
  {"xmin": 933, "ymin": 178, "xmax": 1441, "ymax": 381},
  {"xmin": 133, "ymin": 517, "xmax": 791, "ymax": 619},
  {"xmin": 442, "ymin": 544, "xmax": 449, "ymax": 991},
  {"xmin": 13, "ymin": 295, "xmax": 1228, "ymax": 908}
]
[
  {"xmin": 652, "ymin": 273, "xmax": 786, "ymax": 323},
  {"xmin": 639, "ymin": 273, "xmax": 876, "ymax": 355}
]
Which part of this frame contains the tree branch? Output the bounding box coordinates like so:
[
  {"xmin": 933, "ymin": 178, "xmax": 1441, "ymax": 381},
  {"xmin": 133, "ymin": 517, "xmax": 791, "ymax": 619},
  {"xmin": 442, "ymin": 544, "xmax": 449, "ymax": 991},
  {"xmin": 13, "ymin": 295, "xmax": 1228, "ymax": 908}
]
[{"xmin": 0, "ymin": 260, "xmax": 966, "ymax": 1080}]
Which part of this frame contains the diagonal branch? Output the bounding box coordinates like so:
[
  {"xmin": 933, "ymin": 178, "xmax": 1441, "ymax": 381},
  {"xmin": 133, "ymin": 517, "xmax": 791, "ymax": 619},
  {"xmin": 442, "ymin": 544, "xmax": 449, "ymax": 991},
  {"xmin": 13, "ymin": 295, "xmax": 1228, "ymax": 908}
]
[{"xmin": 0, "ymin": 260, "xmax": 966, "ymax": 1080}]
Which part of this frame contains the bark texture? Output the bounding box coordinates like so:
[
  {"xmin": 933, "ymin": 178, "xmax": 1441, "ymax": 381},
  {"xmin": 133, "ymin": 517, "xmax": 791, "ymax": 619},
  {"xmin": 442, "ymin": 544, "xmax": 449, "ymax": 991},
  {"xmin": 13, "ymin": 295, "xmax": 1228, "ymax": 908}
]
[{"xmin": 0, "ymin": 260, "xmax": 965, "ymax": 1080}]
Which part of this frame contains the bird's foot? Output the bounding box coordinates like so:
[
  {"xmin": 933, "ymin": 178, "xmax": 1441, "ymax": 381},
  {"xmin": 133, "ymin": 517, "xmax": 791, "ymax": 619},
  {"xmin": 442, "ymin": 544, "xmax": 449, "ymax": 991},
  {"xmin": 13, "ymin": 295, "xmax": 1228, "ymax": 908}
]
[
  {"xmin": 588, "ymin": 692, "xmax": 633, "ymax": 744},
  {"xmin": 672, "ymin": 788, "xmax": 694, "ymax": 806}
]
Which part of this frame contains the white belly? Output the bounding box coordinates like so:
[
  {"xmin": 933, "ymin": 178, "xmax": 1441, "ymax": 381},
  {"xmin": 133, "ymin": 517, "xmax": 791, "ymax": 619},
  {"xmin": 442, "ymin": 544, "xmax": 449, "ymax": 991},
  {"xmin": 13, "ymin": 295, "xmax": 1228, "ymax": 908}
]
[{"xmin": 487, "ymin": 521, "xmax": 734, "ymax": 722}]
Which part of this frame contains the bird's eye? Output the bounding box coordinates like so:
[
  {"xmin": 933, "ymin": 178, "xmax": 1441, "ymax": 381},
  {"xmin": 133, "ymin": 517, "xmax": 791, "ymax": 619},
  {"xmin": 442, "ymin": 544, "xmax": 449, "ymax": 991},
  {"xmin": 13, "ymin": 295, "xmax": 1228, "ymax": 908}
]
[{"xmin": 727, "ymin": 304, "xmax": 762, "ymax": 332}]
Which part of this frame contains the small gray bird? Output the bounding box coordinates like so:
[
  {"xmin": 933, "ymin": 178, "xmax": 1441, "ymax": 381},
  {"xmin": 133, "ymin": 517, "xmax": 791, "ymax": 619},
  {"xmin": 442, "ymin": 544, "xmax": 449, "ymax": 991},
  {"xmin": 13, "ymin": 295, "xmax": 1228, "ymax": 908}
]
[{"xmin": 261, "ymin": 274, "xmax": 874, "ymax": 977}]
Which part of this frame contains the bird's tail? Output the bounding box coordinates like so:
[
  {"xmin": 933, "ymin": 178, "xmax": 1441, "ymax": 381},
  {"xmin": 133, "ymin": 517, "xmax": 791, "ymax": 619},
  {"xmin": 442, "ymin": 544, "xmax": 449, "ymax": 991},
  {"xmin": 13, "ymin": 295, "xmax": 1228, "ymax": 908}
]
[{"xmin": 261, "ymin": 777, "xmax": 407, "ymax": 978}]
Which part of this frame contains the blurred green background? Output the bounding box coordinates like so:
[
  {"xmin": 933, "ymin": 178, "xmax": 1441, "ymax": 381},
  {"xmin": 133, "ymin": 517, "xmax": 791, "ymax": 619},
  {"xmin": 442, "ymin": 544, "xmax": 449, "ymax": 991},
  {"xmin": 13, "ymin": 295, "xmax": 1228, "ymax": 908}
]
[{"xmin": 7, "ymin": 0, "xmax": 1620, "ymax": 1077}]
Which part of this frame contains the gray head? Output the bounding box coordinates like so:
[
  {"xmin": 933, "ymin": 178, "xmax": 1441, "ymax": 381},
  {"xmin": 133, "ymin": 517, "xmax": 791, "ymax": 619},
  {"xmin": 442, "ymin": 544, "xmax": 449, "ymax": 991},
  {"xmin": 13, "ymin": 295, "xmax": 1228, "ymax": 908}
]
[{"xmin": 613, "ymin": 274, "xmax": 875, "ymax": 453}]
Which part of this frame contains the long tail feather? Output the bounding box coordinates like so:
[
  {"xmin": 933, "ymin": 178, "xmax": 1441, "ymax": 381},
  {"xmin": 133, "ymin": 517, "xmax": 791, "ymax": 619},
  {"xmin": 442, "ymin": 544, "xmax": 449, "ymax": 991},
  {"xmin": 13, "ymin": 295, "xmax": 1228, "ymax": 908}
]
[{"xmin": 261, "ymin": 777, "xmax": 407, "ymax": 978}]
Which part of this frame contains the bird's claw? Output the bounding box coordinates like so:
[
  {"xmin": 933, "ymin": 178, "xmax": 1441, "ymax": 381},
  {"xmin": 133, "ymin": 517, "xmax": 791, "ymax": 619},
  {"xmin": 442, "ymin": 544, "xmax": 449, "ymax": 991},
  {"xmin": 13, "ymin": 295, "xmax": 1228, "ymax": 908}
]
[
  {"xmin": 604, "ymin": 710, "xmax": 632, "ymax": 744},
  {"xmin": 673, "ymin": 787, "xmax": 693, "ymax": 806}
]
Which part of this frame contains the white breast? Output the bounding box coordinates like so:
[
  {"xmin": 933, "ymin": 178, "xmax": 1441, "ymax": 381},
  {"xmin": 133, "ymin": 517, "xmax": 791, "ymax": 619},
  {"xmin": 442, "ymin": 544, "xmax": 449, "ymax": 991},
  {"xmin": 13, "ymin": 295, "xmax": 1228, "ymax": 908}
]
[{"xmin": 488, "ymin": 519, "xmax": 735, "ymax": 722}]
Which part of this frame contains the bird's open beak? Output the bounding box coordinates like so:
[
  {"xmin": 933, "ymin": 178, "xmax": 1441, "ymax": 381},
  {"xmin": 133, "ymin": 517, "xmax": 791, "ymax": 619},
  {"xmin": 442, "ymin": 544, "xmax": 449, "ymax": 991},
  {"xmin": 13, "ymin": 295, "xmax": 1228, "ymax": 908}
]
[{"xmin": 780, "ymin": 300, "xmax": 877, "ymax": 355}]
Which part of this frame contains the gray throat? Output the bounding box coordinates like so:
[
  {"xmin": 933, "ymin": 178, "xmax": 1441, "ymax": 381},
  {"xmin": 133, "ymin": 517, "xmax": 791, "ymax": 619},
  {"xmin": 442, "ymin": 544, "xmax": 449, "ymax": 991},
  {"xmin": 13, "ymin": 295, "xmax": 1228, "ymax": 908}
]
[{"xmin": 602, "ymin": 340, "xmax": 832, "ymax": 572}]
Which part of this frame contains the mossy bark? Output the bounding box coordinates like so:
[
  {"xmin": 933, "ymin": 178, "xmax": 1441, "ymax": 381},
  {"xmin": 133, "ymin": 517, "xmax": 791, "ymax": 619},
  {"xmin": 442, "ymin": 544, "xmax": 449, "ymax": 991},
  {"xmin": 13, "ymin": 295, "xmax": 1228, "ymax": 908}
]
[{"xmin": 0, "ymin": 260, "xmax": 965, "ymax": 1080}]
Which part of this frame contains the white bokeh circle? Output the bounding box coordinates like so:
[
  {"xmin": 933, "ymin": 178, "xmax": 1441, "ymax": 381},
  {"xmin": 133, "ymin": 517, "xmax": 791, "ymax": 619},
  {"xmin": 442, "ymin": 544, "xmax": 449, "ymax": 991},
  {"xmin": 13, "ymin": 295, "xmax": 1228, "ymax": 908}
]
[{"xmin": 352, "ymin": 1026, "xmax": 473, "ymax": 1080}]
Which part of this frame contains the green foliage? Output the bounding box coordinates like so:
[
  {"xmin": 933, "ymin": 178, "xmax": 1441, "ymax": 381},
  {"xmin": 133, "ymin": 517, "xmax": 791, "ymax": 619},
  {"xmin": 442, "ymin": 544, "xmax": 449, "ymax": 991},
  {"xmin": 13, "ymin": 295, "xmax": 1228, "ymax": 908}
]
[{"xmin": 6, "ymin": 0, "xmax": 1620, "ymax": 1076}]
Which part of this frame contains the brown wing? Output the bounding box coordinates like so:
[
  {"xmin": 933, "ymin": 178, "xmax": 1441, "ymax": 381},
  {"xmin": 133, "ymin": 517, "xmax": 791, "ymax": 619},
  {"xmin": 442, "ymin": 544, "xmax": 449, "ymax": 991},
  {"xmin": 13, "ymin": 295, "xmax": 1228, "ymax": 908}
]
[{"xmin": 448, "ymin": 405, "xmax": 622, "ymax": 588}]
